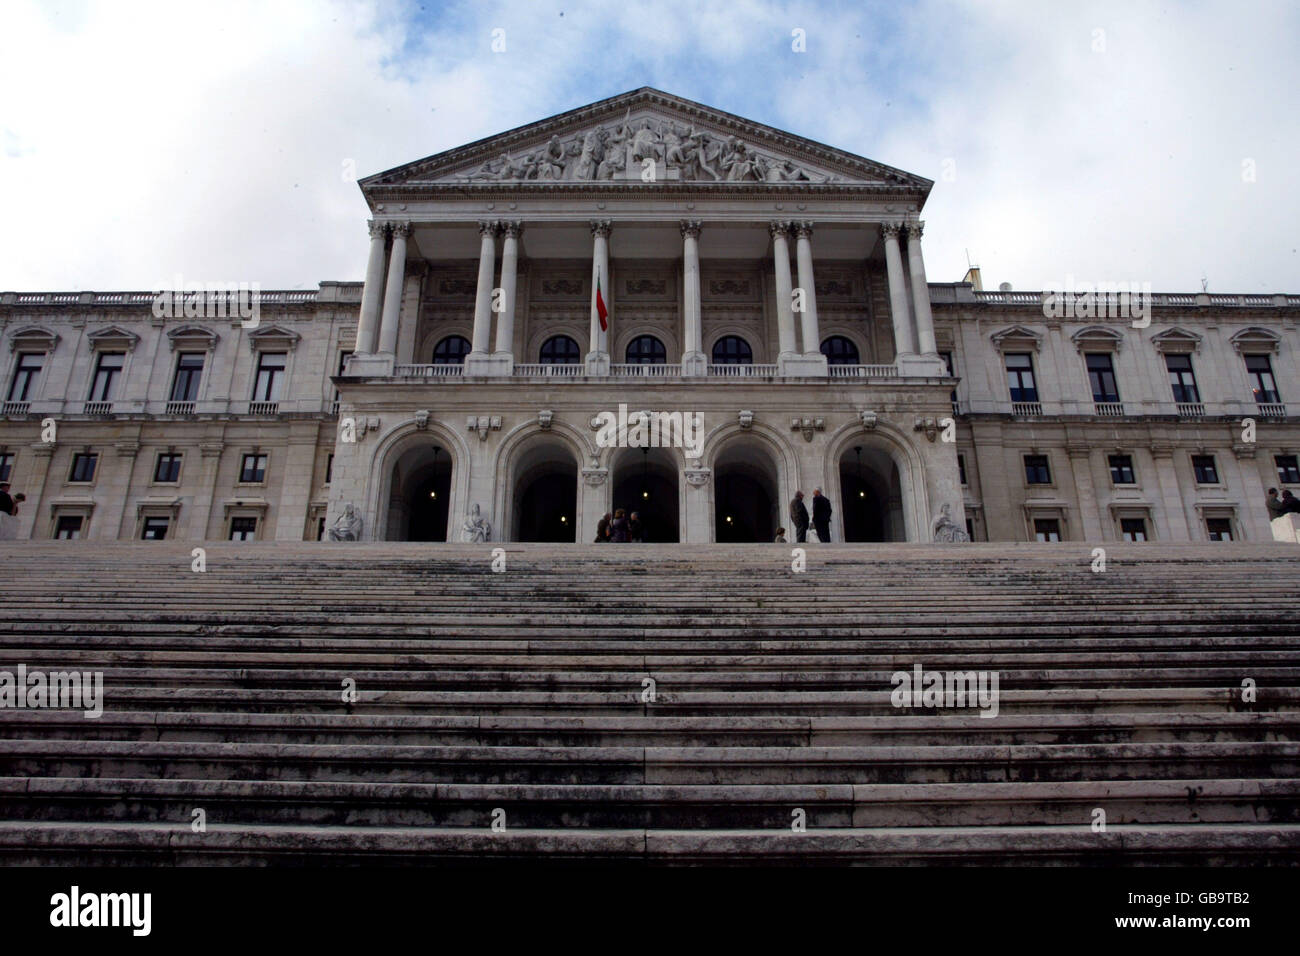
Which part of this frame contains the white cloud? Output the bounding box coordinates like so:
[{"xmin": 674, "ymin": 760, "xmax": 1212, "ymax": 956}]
[{"xmin": 0, "ymin": 0, "xmax": 1294, "ymax": 292}]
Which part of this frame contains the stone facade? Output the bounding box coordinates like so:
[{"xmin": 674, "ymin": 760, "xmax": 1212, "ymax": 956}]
[{"xmin": 2, "ymin": 89, "xmax": 1297, "ymax": 544}]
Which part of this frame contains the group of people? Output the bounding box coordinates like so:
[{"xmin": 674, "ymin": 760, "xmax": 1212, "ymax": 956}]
[
  {"xmin": 595, "ymin": 509, "xmax": 645, "ymax": 543},
  {"xmin": 781, "ymin": 488, "xmax": 833, "ymax": 543},
  {"xmin": 0, "ymin": 481, "xmax": 26, "ymax": 540},
  {"xmin": 1267, "ymin": 488, "xmax": 1300, "ymax": 520}
]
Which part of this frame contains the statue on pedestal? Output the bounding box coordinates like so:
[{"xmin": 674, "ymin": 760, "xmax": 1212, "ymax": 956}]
[
  {"xmin": 328, "ymin": 504, "xmax": 363, "ymax": 541},
  {"xmin": 931, "ymin": 503, "xmax": 970, "ymax": 543},
  {"xmin": 461, "ymin": 503, "xmax": 492, "ymax": 543}
]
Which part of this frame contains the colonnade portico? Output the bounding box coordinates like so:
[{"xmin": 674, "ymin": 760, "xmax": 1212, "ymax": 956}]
[{"xmin": 343, "ymin": 216, "xmax": 948, "ymax": 378}]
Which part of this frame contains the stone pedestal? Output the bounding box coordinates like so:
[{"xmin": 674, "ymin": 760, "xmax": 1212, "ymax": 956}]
[
  {"xmin": 779, "ymin": 353, "xmax": 828, "ymax": 377},
  {"xmin": 344, "ymin": 354, "xmax": 395, "ymax": 377},
  {"xmin": 465, "ymin": 353, "xmax": 513, "ymax": 376},
  {"xmin": 896, "ymin": 353, "xmax": 948, "ymax": 377},
  {"xmin": 681, "ymin": 351, "xmax": 707, "ymax": 376},
  {"xmin": 585, "ymin": 351, "xmax": 610, "ymax": 376},
  {"xmin": 1271, "ymin": 513, "xmax": 1300, "ymax": 543}
]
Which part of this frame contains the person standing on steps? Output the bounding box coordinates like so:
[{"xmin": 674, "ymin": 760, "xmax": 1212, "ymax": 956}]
[
  {"xmin": 1283, "ymin": 490, "xmax": 1300, "ymax": 515},
  {"xmin": 628, "ymin": 511, "xmax": 644, "ymax": 543},
  {"xmin": 609, "ymin": 508, "xmax": 630, "ymax": 542},
  {"xmin": 790, "ymin": 491, "xmax": 809, "ymax": 543},
  {"xmin": 0, "ymin": 482, "xmax": 18, "ymax": 541},
  {"xmin": 773, "ymin": 527, "xmax": 787, "ymax": 543},
  {"xmin": 595, "ymin": 512, "xmax": 612, "ymax": 542},
  {"xmin": 811, "ymin": 487, "xmax": 832, "ymax": 543},
  {"xmin": 1267, "ymin": 488, "xmax": 1288, "ymax": 520}
]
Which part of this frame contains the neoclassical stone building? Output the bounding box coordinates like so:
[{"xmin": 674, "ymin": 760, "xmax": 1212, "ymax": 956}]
[{"xmin": 2, "ymin": 88, "xmax": 1297, "ymax": 544}]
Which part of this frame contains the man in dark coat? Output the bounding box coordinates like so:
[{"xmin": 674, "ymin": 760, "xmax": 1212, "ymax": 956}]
[
  {"xmin": 0, "ymin": 483, "xmax": 13, "ymax": 517},
  {"xmin": 789, "ymin": 491, "xmax": 809, "ymax": 543},
  {"xmin": 811, "ymin": 487, "xmax": 832, "ymax": 543},
  {"xmin": 1267, "ymin": 488, "xmax": 1287, "ymax": 519}
]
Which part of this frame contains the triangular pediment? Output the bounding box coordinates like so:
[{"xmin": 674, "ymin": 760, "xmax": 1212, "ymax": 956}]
[{"xmin": 361, "ymin": 88, "xmax": 930, "ymax": 192}]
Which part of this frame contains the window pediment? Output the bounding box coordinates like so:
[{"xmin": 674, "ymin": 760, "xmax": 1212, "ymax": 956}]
[
  {"xmin": 167, "ymin": 325, "xmax": 220, "ymax": 352},
  {"xmin": 8, "ymin": 325, "xmax": 60, "ymax": 353},
  {"xmin": 246, "ymin": 325, "xmax": 300, "ymax": 352},
  {"xmin": 1229, "ymin": 326, "xmax": 1281, "ymax": 354},
  {"xmin": 990, "ymin": 325, "xmax": 1042, "ymax": 353},
  {"xmin": 86, "ymin": 325, "xmax": 140, "ymax": 352},
  {"xmin": 1070, "ymin": 325, "xmax": 1125, "ymax": 353},
  {"xmin": 1150, "ymin": 327, "xmax": 1202, "ymax": 354}
]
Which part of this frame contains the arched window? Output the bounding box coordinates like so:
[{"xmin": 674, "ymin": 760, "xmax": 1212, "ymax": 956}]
[
  {"xmin": 711, "ymin": 335, "xmax": 752, "ymax": 365},
  {"xmin": 539, "ymin": 335, "xmax": 582, "ymax": 364},
  {"xmin": 432, "ymin": 335, "xmax": 471, "ymax": 365},
  {"xmin": 820, "ymin": 335, "xmax": 860, "ymax": 365},
  {"xmin": 625, "ymin": 335, "xmax": 667, "ymax": 364}
]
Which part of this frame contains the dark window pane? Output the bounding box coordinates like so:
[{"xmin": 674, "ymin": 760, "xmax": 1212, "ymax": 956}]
[
  {"xmin": 539, "ymin": 336, "xmax": 581, "ymax": 364},
  {"xmin": 819, "ymin": 336, "xmax": 860, "ymax": 365},
  {"xmin": 711, "ymin": 336, "xmax": 752, "ymax": 365},
  {"xmin": 432, "ymin": 336, "xmax": 471, "ymax": 364}
]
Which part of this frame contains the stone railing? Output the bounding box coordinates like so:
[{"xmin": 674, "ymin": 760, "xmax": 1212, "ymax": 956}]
[
  {"xmin": 393, "ymin": 363, "xmax": 463, "ymax": 377},
  {"xmin": 971, "ymin": 290, "xmax": 1299, "ymax": 308},
  {"xmin": 828, "ymin": 364, "xmax": 899, "ymax": 378}
]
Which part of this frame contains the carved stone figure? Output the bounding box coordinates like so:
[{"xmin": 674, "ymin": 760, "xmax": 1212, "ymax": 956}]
[
  {"xmin": 328, "ymin": 504, "xmax": 363, "ymax": 541},
  {"xmin": 461, "ymin": 503, "xmax": 492, "ymax": 543},
  {"xmin": 931, "ymin": 503, "xmax": 970, "ymax": 543}
]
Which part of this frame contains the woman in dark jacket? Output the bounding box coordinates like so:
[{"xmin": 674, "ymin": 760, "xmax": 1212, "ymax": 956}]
[
  {"xmin": 609, "ymin": 509, "xmax": 630, "ymax": 543},
  {"xmin": 595, "ymin": 512, "xmax": 612, "ymax": 542}
]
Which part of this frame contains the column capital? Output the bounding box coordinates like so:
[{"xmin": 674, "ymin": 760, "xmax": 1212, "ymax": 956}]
[
  {"xmin": 793, "ymin": 221, "xmax": 815, "ymax": 239},
  {"xmin": 680, "ymin": 220, "xmax": 702, "ymax": 239},
  {"xmin": 501, "ymin": 220, "xmax": 524, "ymax": 239},
  {"xmin": 881, "ymin": 221, "xmax": 905, "ymax": 240},
  {"xmin": 905, "ymin": 220, "xmax": 925, "ymax": 240},
  {"xmin": 389, "ymin": 221, "xmax": 411, "ymax": 239},
  {"xmin": 367, "ymin": 219, "xmax": 388, "ymax": 239},
  {"xmin": 769, "ymin": 220, "xmax": 791, "ymax": 239},
  {"xmin": 477, "ymin": 220, "xmax": 500, "ymax": 237},
  {"xmin": 590, "ymin": 220, "xmax": 612, "ymax": 238}
]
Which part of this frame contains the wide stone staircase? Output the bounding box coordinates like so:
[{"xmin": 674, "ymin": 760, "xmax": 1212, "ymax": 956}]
[{"xmin": 1, "ymin": 540, "xmax": 1298, "ymax": 865}]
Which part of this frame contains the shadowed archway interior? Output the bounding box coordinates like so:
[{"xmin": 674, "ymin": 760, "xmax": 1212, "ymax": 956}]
[
  {"xmin": 839, "ymin": 445, "xmax": 904, "ymax": 542},
  {"xmin": 713, "ymin": 439, "xmax": 780, "ymax": 542},
  {"xmin": 511, "ymin": 438, "xmax": 578, "ymax": 542},
  {"xmin": 387, "ymin": 443, "xmax": 452, "ymax": 541},
  {"xmin": 611, "ymin": 445, "xmax": 680, "ymax": 542}
]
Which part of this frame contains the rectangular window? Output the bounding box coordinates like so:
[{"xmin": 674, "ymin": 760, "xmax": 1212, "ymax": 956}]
[
  {"xmin": 1108, "ymin": 454, "xmax": 1136, "ymax": 484},
  {"xmin": 1034, "ymin": 519, "xmax": 1061, "ymax": 542},
  {"xmin": 1245, "ymin": 355, "xmax": 1280, "ymax": 404},
  {"xmin": 170, "ymin": 353, "xmax": 205, "ymax": 402},
  {"xmin": 229, "ymin": 516, "xmax": 258, "ymax": 541},
  {"xmin": 332, "ymin": 350, "xmax": 352, "ymax": 408},
  {"xmin": 941, "ymin": 351, "xmax": 957, "ymax": 404},
  {"xmin": 317, "ymin": 516, "xmax": 326, "ymax": 541},
  {"xmin": 1120, "ymin": 518, "xmax": 1148, "ymax": 542},
  {"xmin": 1276, "ymin": 455, "xmax": 1300, "ymax": 485},
  {"xmin": 1206, "ymin": 518, "xmax": 1234, "ymax": 541},
  {"xmin": 154, "ymin": 453, "xmax": 182, "ymax": 483},
  {"xmin": 8, "ymin": 353, "xmax": 43, "ymax": 402},
  {"xmin": 1024, "ymin": 454, "xmax": 1052, "ymax": 485},
  {"xmin": 55, "ymin": 515, "xmax": 83, "ymax": 539},
  {"xmin": 141, "ymin": 517, "xmax": 170, "ymax": 540},
  {"xmin": 1005, "ymin": 353, "xmax": 1038, "ymax": 403},
  {"xmin": 68, "ymin": 453, "xmax": 98, "ymax": 483},
  {"xmin": 1086, "ymin": 353, "xmax": 1120, "ymax": 403},
  {"xmin": 1166, "ymin": 354, "xmax": 1200, "ymax": 404},
  {"xmin": 965, "ymin": 518, "xmax": 975, "ymax": 541},
  {"xmin": 240, "ymin": 453, "xmax": 268, "ymax": 484},
  {"xmin": 253, "ymin": 352, "xmax": 286, "ymax": 402},
  {"xmin": 1192, "ymin": 455, "xmax": 1219, "ymax": 485},
  {"xmin": 0, "ymin": 452, "xmax": 12, "ymax": 483},
  {"xmin": 88, "ymin": 352, "xmax": 124, "ymax": 402},
  {"xmin": 957, "ymin": 454, "xmax": 967, "ymax": 486},
  {"xmin": 325, "ymin": 453, "xmax": 334, "ymax": 485}
]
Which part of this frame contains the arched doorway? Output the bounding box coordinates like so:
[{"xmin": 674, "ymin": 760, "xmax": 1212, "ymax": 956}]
[
  {"xmin": 611, "ymin": 446, "xmax": 680, "ymax": 542},
  {"xmin": 386, "ymin": 443, "xmax": 453, "ymax": 541},
  {"xmin": 511, "ymin": 436, "xmax": 579, "ymax": 542},
  {"xmin": 838, "ymin": 444, "xmax": 905, "ymax": 542},
  {"xmin": 713, "ymin": 439, "xmax": 780, "ymax": 542}
]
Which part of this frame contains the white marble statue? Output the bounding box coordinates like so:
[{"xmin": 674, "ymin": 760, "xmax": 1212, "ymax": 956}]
[
  {"xmin": 328, "ymin": 504, "xmax": 363, "ymax": 541},
  {"xmin": 461, "ymin": 503, "xmax": 492, "ymax": 543},
  {"xmin": 931, "ymin": 503, "xmax": 970, "ymax": 543}
]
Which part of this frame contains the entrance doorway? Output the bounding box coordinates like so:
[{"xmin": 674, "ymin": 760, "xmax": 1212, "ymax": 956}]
[
  {"xmin": 712, "ymin": 439, "xmax": 780, "ymax": 542},
  {"xmin": 838, "ymin": 445, "xmax": 905, "ymax": 542},
  {"xmin": 387, "ymin": 443, "xmax": 452, "ymax": 541},
  {"xmin": 611, "ymin": 446, "xmax": 680, "ymax": 542},
  {"xmin": 511, "ymin": 438, "xmax": 579, "ymax": 542}
]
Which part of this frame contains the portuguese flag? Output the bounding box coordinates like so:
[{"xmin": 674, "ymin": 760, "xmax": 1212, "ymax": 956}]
[{"xmin": 595, "ymin": 274, "xmax": 609, "ymax": 331}]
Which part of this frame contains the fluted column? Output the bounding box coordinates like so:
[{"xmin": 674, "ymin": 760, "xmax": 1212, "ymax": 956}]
[
  {"xmin": 376, "ymin": 222, "xmax": 409, "ymax": 357},
  {"xmin": 470, "ymin": 221, "xmax": 498, "ymax": 357},
  {"xmin": 905, "ymin": 220, "xmax": 938, "ymax": 356},
  {"xmin": 882, "ymin": 222, "xmax": 916, "ymax": 361},
  {"xmin": 681, "ymin": 220, "xmax": 706, "ymax": 376},
  {"xmin": 355, "ymin": 220, "xmax": 388, "ymax": 355},
  {"xmin": 771, "ymin": 222, "xmax": 797, "ymax": 358},
  {"xmin": 493, "ymin": 221, "xmax": 521, "ymax": 361},
  {"xmin": 586, "ymin": 220, "xmax": 611, "ymax": 375},
  {"xmin": 793, "ymin": 222, "xmax": 820, "ymax": 355}
]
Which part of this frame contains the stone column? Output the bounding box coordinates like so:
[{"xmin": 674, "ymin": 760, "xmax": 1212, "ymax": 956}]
[
  {"xmin": 492, "ymin": 221, "xmax": 522, "ymax": 373},
  {"xmin": 186, "ymin": 441, "xmax": 225, "ymax": 540},
  {"xmin": 905, "ymin": 221, "xmax": 939, "ymax": 356},
  {"xmin": 375, "ymin": 222, "xmax": 409, "ymax": 360},
  {"xmin": 354, "ymin": 220, "xmax": 388, "ymax": 356},
  {"xmin": 1066, "ymin": 442, "xmax": 1106, "ymax": 540},
  {"xmin": 1150, "ymin": 443, "xmax": 1192, "ymax": 541},
  {"xmin": 19, "ymin": 443, "xmax": 55, "ymax": 539},
  {"xmin": 1229, "ymin": 443, "xmax": 1273, "ymax": 542},
  {"xmin": 771, "ymin": 222, "xmax": 798, "ymax": 363},
  {"xmin": 275, "ymin": 423, "xmax": 322, "ymax": 541},
  {"xmin": 683, "ymin": 464, "xmax": 713, "ymax": 543},
  {"xmin": 680, "ymin": 220, "xmax": 706, "ymax": 376},
  {"xmin": 790, "ymin": 222, "xmax": 828, "ymax": 376},
  {"xmin": 586, "ymin": 220, "xmax": 611, "ymax": 375},
  {"xmin": 465, "ymin": 220, "xmax": 498, "ymax": 374},
  {"xmin": 882, "ymin": 222, "xmax": 916, "ymax": 361}
]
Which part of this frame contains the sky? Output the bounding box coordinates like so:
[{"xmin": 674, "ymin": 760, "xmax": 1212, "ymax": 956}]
[{"xmin": 0, "ymin": 0, "xmax": 1296, "ymax": 293}]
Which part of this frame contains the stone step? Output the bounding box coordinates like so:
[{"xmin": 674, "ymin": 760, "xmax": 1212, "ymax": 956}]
[{"xmin": 3, "ymin": 821, "xmax": 1297, "ymax": 866}]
